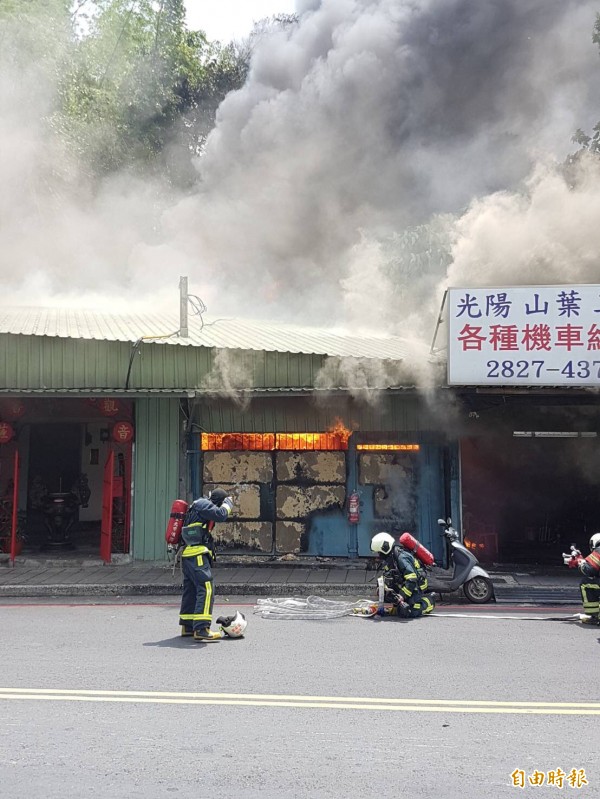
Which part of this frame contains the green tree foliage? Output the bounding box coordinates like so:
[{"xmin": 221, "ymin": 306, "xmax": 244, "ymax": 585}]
[
  {"xmin": 0, "ymin": 0, "xmax": 72, "ymax": 58},
  {"xmin": 64, "ymin": 0, "xmax": 250, "ymax": 182},
  {"xmin": 383, "ymin": 218, "xmax": 454, "ymax": 312},
  {"xmin": 570, "ymin": 14, "xmax": 600, "ymax": 159},
  {"xmin": 1, "ymin": 0, "xmax": 249, "ymax": 185}
]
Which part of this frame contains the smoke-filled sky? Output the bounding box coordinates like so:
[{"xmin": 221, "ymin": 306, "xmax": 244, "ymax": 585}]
[
  {"xmin": 3, "ymin": 0, "xmax": 600, "ymax": 345},
  {"xmin": 184, "ymin": 0, "xmax": 296, "ymax": 42}
]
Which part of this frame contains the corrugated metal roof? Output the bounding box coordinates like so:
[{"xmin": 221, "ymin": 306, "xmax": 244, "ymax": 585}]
[{"xmin": 0, "ymin": 306, "xmax": 413, "ymax": 360}]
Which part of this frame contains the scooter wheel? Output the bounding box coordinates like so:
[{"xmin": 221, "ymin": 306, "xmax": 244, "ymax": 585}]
[{"xmin": 464, "ymin": 576, "xmax": 494, "ymax": 604}]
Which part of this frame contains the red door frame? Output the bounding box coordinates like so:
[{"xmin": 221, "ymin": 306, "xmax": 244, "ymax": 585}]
[
  {"xmin": 121, "ymin": 444, "xmax": 132, "ymax": 553},
  {"xmin": 9, "ymin": 450, "xmax": 19, "ymax": 566},
  {"xmin": 100, "ymin": 444, "xmax": 133, "ymax": 563},
  {"xmin": 100, "ymin": 450, "xmax": 114, "ymax": 563}
]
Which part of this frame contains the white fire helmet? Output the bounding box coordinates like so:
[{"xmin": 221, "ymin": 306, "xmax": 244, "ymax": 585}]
[
  {"xmin": 216, "ymin": 611, "xmax": 247, "ymax": 638},
  {"xmin": 370, "ymin": 532, "xmax": 395, "ymax": 555},
  {"xmin": 590, "ymin": 533, "xmax": 600, "ymax": 550}
]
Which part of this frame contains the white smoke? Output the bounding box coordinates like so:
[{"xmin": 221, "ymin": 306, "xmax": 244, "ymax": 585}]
[
  {"xmin": 158, "ymin": 0, "xmax": 600, "ymax": 336},
  {"xmin": 447, "ymin": 157, "xmax": 600, "ymax": 292},
  {"xmin": 200, "ymin": 349, "xmax": 253, "ymax": 408},
  {"xmin": 2, "ymin": 0, "xmax": 600, "ymax": 345}
]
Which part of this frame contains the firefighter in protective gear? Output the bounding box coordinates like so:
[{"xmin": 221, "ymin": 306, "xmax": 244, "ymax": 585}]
[
  {"xmin": 578, "ymin": 532, "xmax": 600, "ymax": 625},
  {"xmin": 371, "ymin": 532, "xmax": 435, "ymax": 618},
  {"xmin": 179, "ymin": 488, "xmax": 233, "ymax": 642}
]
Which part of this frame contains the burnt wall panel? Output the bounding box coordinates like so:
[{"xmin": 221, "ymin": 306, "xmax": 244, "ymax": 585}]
[
  {"xmin": 276, "ymin": 485, "xmax": 346, "ymax": 519},
  {"xmin": 203, "ymin": 482, "xmax": 260, "ymax": 519},
  {"xmin": 359, "ymin": 452, "xmax": 415, "ymax": 486},
  {"xmin": 276, "ymin": 521, "xmax": 304, "ymax": 553},
  {"xmin": 212, "ymin": 522, "xmax": 273, "ymax": 553},
  {"xmin": 203, "ymin": 452, "xmax": 273, "ymax": 483},
  {"xmin": 276, "ymin": 451, "xmax": 346, "ymax": 483},
  {"xmin": 359, "ymin": 452, "xmax": 417, "ymax": 528}
]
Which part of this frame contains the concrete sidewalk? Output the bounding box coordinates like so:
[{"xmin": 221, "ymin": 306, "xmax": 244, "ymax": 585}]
[{"xmin": 0, "ymin": 555, "xmax": 584, "ymax": 603}]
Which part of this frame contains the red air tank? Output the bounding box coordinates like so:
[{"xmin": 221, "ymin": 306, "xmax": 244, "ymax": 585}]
[
  {"xmin": 165, "ymin": 499, "xmax": 189, "ymax": 547},
  {"xmin": 399, "ymin": 532, "xmax": 435, "ymax": 566}
]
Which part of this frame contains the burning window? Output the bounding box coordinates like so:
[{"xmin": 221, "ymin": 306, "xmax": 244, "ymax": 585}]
[
  {"xmin": 201, "ymin": 432, "xmax": 348, "ymax": 451},
  {"xmin": 201, "ymin": 434, "xmax": 275, "ymax": 451},
  {"xmin": 201, "ymin": 419, "xmax": 353, "ymax": 452},
  {"xmin": 356, "ymin": 444, "xmax": 420, "ymax": 451},
  {"xmin": 276, "ymin": 433, "xmax": 347, "ymax": 451}
]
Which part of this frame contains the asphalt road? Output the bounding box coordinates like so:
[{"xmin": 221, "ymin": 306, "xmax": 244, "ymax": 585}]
[{"xmin": 0, "ymin": 597, "xmax": 597, "ymax": 799}]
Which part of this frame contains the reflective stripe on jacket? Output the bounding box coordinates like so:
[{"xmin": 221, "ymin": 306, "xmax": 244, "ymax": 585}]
[{"xmin": 580, "ymin": 549, "xmax": 600, "ymax": 580}]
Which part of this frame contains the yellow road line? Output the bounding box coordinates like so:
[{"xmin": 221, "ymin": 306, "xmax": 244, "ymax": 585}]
[{"xmin": 0, "ymin": 688, "xmax": 598, "ymax": 715}]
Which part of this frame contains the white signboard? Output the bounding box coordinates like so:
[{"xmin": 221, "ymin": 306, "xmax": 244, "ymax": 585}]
[{"xmin": 447, "ymin": 285, "xmax": 600, "ymax": 386}]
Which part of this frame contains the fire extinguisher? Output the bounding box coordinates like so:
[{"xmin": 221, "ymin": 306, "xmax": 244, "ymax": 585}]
[
  {"xmin": 398, "ymin": 531, "xmax": 435, "ymax": 566},
  {"xmin": 347, "ymin": 491, "xmax": 360, "ymax": 524},
  {"xmin": 165, "ymin": 499, "xmax": 189, "ymax": 547}
]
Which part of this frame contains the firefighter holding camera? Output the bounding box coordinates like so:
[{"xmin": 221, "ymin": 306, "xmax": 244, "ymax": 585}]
[
  {"xmin": 563, "ymin": 533, "xmax": 600, "ymax": 625},
  {"xmin": 179, "ymin": 488, "xmax": 233, "ymax": 642}
]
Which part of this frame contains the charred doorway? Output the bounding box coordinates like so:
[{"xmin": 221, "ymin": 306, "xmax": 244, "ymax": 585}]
[{"xmin": 460, "ymin": 433, "xmax": 600, "ymax": 565}]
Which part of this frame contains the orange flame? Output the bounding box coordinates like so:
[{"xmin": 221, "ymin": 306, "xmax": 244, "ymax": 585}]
[
  {"xmin": 201, "ymin": 431, "xmax": 348, "ymax": 451},
  {"xmin": 356, "ymin": 444, "xmax": 420, "ymax": 451},
  {"xmin": 327, "ymin": 417, "xmax": 353, "ymax": 446},
  {"xmin": 276, "ymin": 433, "xmax": 347, "ymax": 450},
  {"xmin": 201, "ymin": 433, "xmax": 275, "ymax": 451}
]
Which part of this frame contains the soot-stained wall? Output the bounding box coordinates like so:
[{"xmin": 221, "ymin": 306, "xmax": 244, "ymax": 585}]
[{"xmin": 202, "ymin": 450, "xmax": 347, "ymax": 553}]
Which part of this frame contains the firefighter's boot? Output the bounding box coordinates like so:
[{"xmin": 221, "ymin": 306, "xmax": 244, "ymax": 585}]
[
  {"xmin": 180, "ymin": 625, "xmax": 193, "ymax": 637},
  {"xmin": 578, "ymin": 613, "xmax": 600, "ymax": 625},
  {"xmin": 193, "ymin": 628, "xmax": 222, "ymax": 642}
]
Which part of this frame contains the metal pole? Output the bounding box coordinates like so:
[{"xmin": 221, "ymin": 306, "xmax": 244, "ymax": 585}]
[
  {"xmin": 429, "ymin": 289, "xmax": 448, "ymax": 355},
  {"xmin": 179, "ymin": 276, "xmax": 189, "ymax": 338}
]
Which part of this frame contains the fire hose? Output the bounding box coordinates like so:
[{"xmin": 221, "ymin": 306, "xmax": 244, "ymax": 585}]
[{"xmin": 254, "ymin": 596, "xmax": 378, "ymax": 619}]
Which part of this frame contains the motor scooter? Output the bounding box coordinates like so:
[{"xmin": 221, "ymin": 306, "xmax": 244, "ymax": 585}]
[{"xmin": 426, "ymin": 518, "xmax": 495, "ymax": 603}]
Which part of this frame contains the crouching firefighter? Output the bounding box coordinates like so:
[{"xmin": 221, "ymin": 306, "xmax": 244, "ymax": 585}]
[
  {"xmin": 370, "ymin": 532, "xmax": 435, "ymax": 618},
  {"xmin": 179, "ymin": 488, "xmax": 233, "ymax": 642}
]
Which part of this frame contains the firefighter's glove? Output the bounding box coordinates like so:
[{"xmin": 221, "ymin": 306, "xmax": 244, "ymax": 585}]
[
  {"xmin": 222, "ymin": 497, "xmax": 234, "ymax": 514},
  {"xmin": 395, "ymin": 599, "xmax": 411, "ymax": 619}
]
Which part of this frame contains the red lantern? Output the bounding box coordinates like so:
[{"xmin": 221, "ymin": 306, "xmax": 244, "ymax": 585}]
[
  {"xmin": 0, "ymin": 422, "xmax": 15, "ymax": 444},
  {"xmin": 99, "ymin": 398, "xmax": 120, "ymax": 417},
  {"xmin": 112, "ymin": 421, "xmax": 134, "ymax": 443}
]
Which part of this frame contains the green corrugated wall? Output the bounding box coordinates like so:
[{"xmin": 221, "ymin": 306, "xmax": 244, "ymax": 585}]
[
  {"xmin": 132, "ymin": 398, "xmax": 180, "ymax": 560},
  {"xmin": 0, "ymin": 335, "xmax": 324, "ymax": 391},
  {"xmin": 193, "ymin": 394, "xmax": 425, "ymax": 433}
]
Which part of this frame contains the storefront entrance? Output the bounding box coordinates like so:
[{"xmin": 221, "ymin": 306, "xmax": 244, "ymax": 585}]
[
  {"xmin": 0, "ymin": 398, "xmax": 133, "ymax": 561},
  {"xmin": 194, "ymin": 430, "xmax": 440, "ymax": 559},
  {"xmin": 460, "ymin": 432, "xmax": 600, "ymax": 566}
]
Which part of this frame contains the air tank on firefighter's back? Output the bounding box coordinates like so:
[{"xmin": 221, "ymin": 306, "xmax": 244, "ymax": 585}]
[
  {"xmin": 398, "ymin": 532, "xmax": 435, "ymax": 566},
  {"xmin": 166, "ymin": 499, "xmax": 188, "ymax": 547}
]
